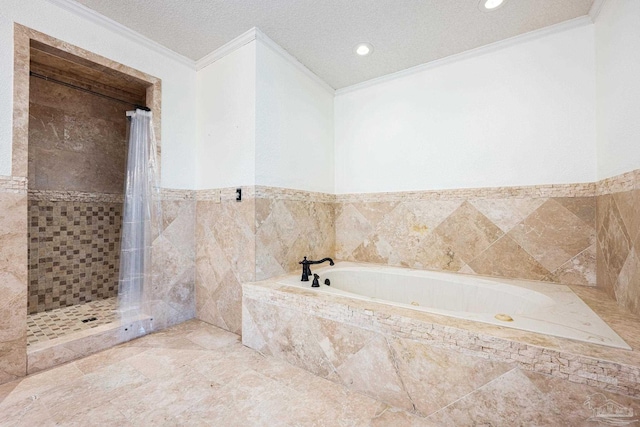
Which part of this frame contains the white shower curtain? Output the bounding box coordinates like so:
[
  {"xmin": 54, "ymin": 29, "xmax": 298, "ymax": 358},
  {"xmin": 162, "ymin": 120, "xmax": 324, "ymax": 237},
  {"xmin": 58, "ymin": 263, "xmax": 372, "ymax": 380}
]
[{"xmin": 118, "ymin": 109, "xmax": 161, "ymax": 335}]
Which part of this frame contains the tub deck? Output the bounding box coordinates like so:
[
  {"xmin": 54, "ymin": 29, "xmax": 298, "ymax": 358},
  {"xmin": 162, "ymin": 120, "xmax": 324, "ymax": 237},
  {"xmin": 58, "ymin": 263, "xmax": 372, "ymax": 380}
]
[{"xmin": 242, "ymin": 273, "xmax": 640, "ymax": 403}]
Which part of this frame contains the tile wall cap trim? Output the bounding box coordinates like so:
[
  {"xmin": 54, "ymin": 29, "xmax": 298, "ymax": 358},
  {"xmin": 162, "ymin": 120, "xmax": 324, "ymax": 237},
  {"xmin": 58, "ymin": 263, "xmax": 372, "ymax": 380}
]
[
  {"xmin": 28, "ymin": 189, "xmax": 123, "ymax": 203},
  {"xmin": 43, "ymin": 0, "xmax": 195, "ymax": 69},
  {"xmin": 596, "ymin": 169, "xmax": 640, "ymax": 195},
  {"xmin": 193, "ymin": 182, "xmax": 601, "ymax": 203},
  {"xmin": 0, "ymin": 175, "xmax": 28, "ymax": 194},
  {"xmin": 334, "ymin": 183, "xmax": 596, "ymax": 203},
  {"xmin": 158, "ymin": 188, "xmax": 195, "ymax": 201},
  {"xmin": 195, "ymin": 186, "xmax": 256, "ymax": 201},
  {"xmin": 255, "ymin": 186, "xmax": 335, "ymax": 203},
  {"xmin": 194, "ymin": 189, "xmax": 221, "ymax": 202}
]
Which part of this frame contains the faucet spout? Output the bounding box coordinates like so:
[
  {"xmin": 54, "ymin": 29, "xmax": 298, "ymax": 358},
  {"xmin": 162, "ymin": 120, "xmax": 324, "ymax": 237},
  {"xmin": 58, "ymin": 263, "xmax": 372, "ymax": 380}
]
[{"xmin": 299, "ymin": 257, "xmax": 334, "ymax": 281}]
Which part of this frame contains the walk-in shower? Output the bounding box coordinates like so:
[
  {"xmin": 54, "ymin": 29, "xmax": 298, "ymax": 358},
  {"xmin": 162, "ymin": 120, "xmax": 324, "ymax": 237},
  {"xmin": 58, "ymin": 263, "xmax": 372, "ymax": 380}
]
[{"xmin": 26, "ymin": 41, "xmax": 153, "ymax": 348}]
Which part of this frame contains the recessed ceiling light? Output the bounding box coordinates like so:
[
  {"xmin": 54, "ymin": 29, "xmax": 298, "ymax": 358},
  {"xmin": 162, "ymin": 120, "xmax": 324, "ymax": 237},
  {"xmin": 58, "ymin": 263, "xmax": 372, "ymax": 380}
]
[
  {"xmin": 479, "ymin": 0, "xmax": 506, "ymax": 12},
  {"xmin": 354, "ymin": 43, "xmax": 373, "ymax": 56}
]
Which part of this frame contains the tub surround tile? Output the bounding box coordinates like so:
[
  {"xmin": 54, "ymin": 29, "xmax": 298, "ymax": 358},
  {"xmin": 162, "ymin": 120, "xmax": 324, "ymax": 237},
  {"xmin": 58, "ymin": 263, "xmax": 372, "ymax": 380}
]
[
  {"xmin": 431, "ymin": 201, "xmax": 504, "ymax": 265},
  {"xmin": 469, "ymin": 197, "xmax": 547, "ymax": 233},
  {"xmin": 549, "ymin": 243, "xmax": 597, "ymax": 287},
  {"xmin": 468, "ymin": 234, "xmax": 551, "ymax": 281},
  {"xmin": 596, "ymin": 170, "xmax": 640, "ymax": 316},
  {"xmin": 337, "ymin": 194, "xmax": 596, "ymax": 286},
  {"xmin": 508, "ymin": 199, "xmax": 595, "ymax": 272},
  {"xmin": 424, "ymin": 368, "xmax": 640, "ymax": 426},
  {"xmin": 255, "ymin": 197, "xmax": 334, "ymax": 279},
  {"xmin": 243, "ymin": 278, "xmax": 640, "ymax": 400},
  {"xmin": 195, "ymin": 186, "xmax": 334, "ymax": 334}
]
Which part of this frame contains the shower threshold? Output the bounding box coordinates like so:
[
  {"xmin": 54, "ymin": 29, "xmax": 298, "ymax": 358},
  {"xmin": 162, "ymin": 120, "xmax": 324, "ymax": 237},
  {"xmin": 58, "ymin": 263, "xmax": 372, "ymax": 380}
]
[{"xmin": 26, "ymin": 297, "xmax": 152, "ymax": 374}]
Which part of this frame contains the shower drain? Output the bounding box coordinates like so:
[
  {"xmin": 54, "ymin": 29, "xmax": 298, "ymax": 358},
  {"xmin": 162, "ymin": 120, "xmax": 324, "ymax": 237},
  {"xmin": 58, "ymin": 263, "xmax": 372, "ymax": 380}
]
[{"xmin": 81, "ymin": 317, "xmax": 98, "ymax": 323}]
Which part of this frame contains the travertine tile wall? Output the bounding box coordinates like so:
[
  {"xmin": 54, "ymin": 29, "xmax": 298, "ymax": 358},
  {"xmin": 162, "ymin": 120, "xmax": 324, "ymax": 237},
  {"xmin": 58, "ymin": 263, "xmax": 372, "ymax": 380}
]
[
  {"xmin": 195, "ymin": 186, "xmax": 335, "ymax": 334},
  {"xmin": 255, "ymin": 187, "xmax": 335, "ymax": 281},
  {"xmin": 0, "ymin": 176, "xmax": 28, "ymax": 383},
  {"xmin": 596, "ymin": 169, "xmax": 640, "ymax": 315},
  {"xmin": 242, "ymin": 281, "xmax": 640, "ymax": 408},
  {"xmin": 27, "ymin": 74, "xmax": 130, "ymax": 314},
  {"xmin": 147, "ymin": 190, "xmax": 197, "ymax": 331},
  {"xmin": 336, "ymin": 185, "xmax": 597, "ymax": 286},
  {"xmin": 196, "ymin": 188, "xmax": 256, "ymax": 334}
]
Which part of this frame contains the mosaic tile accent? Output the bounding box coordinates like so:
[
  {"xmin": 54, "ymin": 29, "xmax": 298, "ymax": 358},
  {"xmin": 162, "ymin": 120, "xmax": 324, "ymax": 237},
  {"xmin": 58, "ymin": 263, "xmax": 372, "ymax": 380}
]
[
  {"xmin": 596, "ymin": 169, "xmax": 640, "ymax": 316},
  {"xmin": 26, "ymin": 297, "xmax": 117, "ymax": 345},
  {"xmin": 28, "ymin": 199, "xmax": 122, "ymax": 314}
]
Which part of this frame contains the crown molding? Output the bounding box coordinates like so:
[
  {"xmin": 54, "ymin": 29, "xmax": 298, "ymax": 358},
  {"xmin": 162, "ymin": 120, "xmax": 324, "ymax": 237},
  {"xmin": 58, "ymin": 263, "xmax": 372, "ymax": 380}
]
[
  {"xmin": 588, "ymin": 0, "xmax": 607, "ymax": 22},
  {"xmin": 195, "ymin": 27, "xmax": 334, "ymax": 94},
  {"xmin": 195, "ymin": 28, "xmax": 258, "ymax": 70},
  {"xmin": 336, "ymin": 16, "xmax": 593, "ymax": 96},
  {"xmin": 44, "ymin": 0, "xmax": 196, "ymax": 69},
  {"xmin": 255, "ymin": 29, "xmax": 335, "ymax": 95}
]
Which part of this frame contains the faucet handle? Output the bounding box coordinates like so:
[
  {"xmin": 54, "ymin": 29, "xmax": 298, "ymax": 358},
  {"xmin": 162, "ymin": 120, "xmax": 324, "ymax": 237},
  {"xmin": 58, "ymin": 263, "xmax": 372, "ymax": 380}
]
[{"xmin": 311, "ymin": 274, "xmax": 320, "ymax": 287}]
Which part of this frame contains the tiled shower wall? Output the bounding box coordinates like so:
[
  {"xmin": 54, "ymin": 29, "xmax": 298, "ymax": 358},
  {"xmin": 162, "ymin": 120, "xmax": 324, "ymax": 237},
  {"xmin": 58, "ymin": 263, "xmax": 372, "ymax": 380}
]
[
  {"xmin": 27, "ymin": 75, "xmax": 129, "ymax": 313},
  {"xmin": 27, "ymin": 193, "xmax": 122, "ymax": 314},
  {"xmin": 596, "ymin": 170, "xmax": 640, "ymax": 316}
]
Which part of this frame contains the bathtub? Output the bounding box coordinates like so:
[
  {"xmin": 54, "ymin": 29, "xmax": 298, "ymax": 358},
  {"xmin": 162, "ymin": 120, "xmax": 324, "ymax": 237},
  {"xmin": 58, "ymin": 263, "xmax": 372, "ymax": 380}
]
[{"xmin": 278, "ymin": 262, "xmax": 630, "ymax": 350}]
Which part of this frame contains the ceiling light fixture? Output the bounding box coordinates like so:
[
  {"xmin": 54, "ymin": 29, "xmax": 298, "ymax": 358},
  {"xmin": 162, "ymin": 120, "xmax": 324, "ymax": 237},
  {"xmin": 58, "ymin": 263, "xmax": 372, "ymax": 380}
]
[
  {"xmin": 479, "ymin": 0, "xmax": 506, "ymax": 12},
  {"xmin": 354, "ymin": 43, "xmax": 373, "ymax": 56}
]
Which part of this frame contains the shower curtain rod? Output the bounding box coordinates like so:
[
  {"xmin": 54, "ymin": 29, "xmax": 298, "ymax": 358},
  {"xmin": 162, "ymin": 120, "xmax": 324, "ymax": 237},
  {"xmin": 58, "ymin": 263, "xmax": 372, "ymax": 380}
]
[{"xmin": 29, "ymin": 71, "xmax": 149, "ymax": 111}]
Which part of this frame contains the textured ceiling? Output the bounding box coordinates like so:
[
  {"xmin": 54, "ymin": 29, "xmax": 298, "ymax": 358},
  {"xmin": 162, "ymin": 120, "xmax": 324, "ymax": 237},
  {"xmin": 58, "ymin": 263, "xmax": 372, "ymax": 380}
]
[{"xmin": 73, "ymin": 0, "xmax": 595, "ymax": 89}]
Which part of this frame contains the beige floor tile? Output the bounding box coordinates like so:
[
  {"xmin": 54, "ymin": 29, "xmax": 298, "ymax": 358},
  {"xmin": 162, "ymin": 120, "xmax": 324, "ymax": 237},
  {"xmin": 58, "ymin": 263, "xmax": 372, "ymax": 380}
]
[{"xmin": 2, "ymin": 319, "xmax": 639, "ymax": 427}]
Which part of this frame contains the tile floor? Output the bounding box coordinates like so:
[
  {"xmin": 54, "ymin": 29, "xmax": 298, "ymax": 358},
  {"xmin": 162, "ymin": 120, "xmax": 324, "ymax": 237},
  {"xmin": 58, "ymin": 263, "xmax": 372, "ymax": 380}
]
[
  {"xmin": 2, "ymin": 319, "xmax": 639, "ymax": 426},
  {"xmin": 27, "ymin": 298, "xmax": 118, "ymax": 345}
]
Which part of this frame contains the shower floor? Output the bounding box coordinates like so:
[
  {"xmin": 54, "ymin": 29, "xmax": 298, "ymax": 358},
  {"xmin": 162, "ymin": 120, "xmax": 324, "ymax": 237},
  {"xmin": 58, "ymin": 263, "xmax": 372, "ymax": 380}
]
[{"xmin": 26, "ymin": 297, "xmax": 118, "ymax": 346}]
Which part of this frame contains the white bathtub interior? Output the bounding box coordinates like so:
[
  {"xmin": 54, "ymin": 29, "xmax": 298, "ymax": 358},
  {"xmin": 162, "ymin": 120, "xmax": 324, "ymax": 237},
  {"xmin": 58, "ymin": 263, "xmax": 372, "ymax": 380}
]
[{"xmin": 278, "ymin": 263, "xmax": 631, "ymax": 350}]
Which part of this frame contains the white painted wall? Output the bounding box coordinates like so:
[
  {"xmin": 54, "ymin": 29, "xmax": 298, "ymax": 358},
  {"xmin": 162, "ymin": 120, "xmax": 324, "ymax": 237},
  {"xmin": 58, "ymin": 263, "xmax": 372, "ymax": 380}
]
[
  {"xmin": 0, "ymin": 0, "xmax": 198, "ymax": 189},
  {"xmin": 255, "ymin": 39, "xmax": 334, "ymax": 193},
  {"xmin": 595, "ymin": 0, "xmax": 640, "ymax": 180},
  {"xmin": 196, "ymin": 42, "xmax": 256, "ymax": 189},
  {"xmin": 334, "ymin": 24, "xmax": 597, "ymax": 194}
]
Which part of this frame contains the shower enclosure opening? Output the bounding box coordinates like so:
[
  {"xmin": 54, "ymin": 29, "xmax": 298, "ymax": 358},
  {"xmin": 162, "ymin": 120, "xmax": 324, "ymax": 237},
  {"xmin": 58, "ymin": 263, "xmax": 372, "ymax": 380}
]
[{"xmin": 26, "ymin": 41, "xmax": 152, "ymax": 349}]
